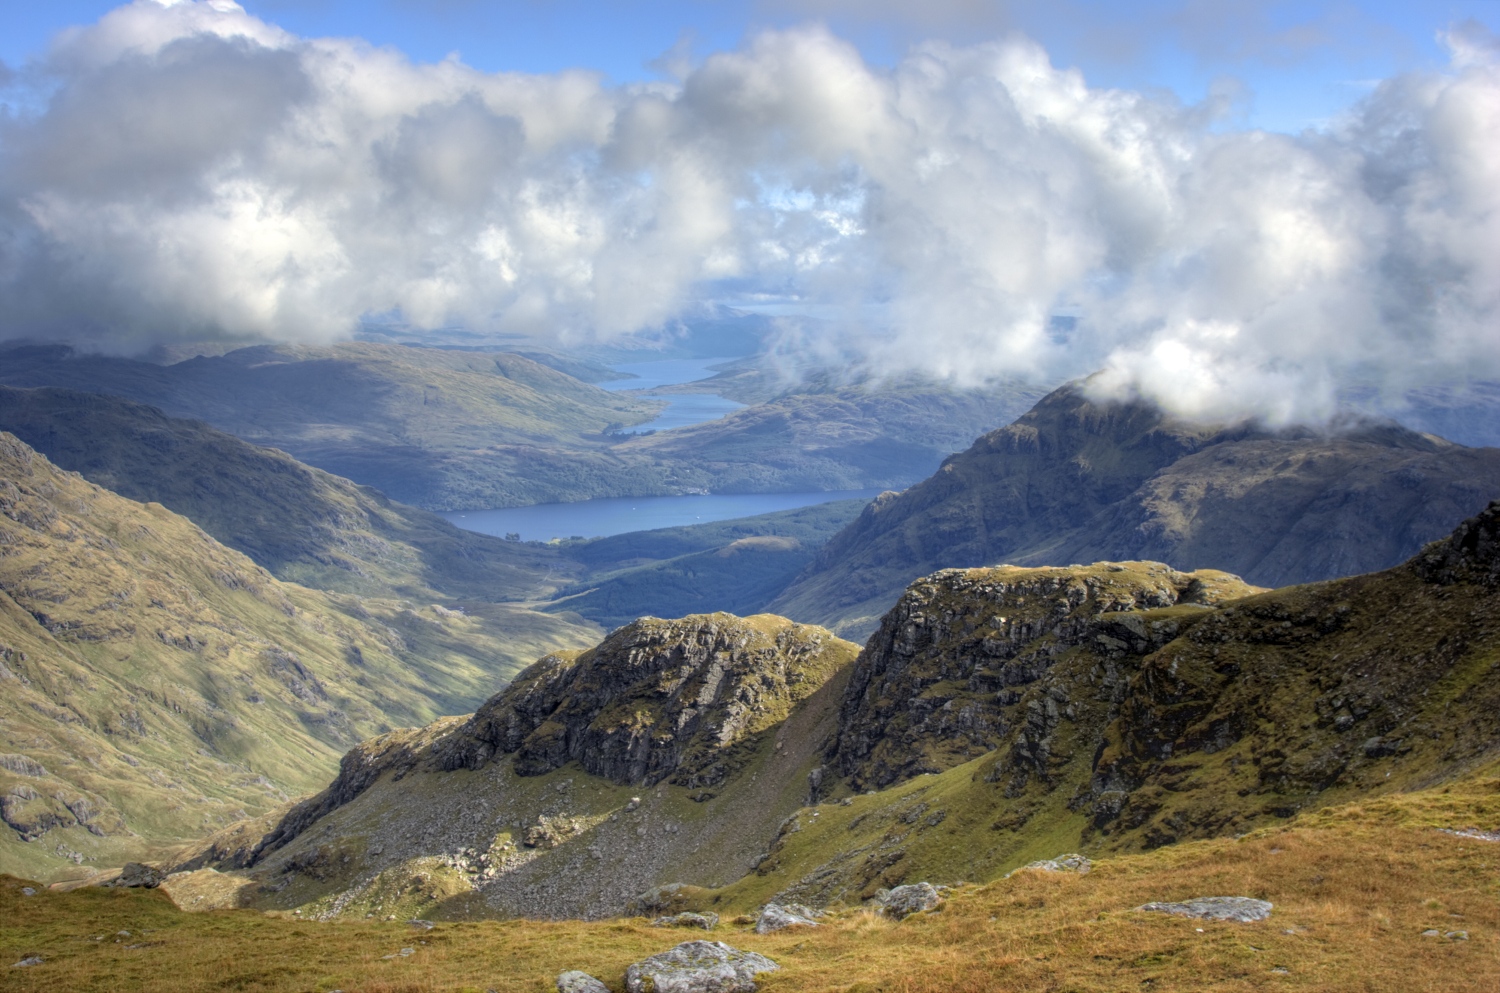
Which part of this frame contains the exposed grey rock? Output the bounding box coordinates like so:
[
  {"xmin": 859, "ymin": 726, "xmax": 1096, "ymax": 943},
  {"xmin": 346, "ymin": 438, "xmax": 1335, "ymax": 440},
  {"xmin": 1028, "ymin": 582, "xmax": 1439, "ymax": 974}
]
[
  {"xmin": 1010, "ymin": 853, "xmax": 1091, "ymax": 876},
  {"xmin": 106, "ymin": 862, "xmax": 164, "ymax": 888},
  {"xmin": 557, "ymin": 970, "xmax": 610, "ymax": 993},
  {"xmin": 754, "ymin": 904, "xmax": 819, "ymax": 933},
  {"xmin": 653, "ymin": 912, "xmax": 719, "ymax": 930},
  {"xmin": 442, "ymin": 616, "xmax": 843, "ymax": 789},
  {"xmin": 1421, "ymin": 929, "xmax": 1441, "ymax": 937},
  {"xmin": 407, "ymin": 919, "xmax": 435, "ymax": 929},
  {"xmin": 20, "ymin": 887, "xmax": 35, "ymax": 896},
  {"xmin": 1139, "ymin": 897, "xmax": 1272, "ymax": 922},
  {"xmin": 625, "ymin": 941, "xmax": 779, "ymax": 993},
  {"xmin": 627, "ymin": 883, "xmax": 692, "ymax": 917},
  {"xmin": 876, "ymin": 882, "xmax": 947, "ymax": 918},
  {"xmin": 1440, "ymin": 827, "xmax": 1500, "ymax": 842},
  {"xmin": 10, "ymin": 956, "xmax": 42, "ymax": 968},
  {"xmin": 1447, "ymin": 930, "xmax": 1469, "ymax": 940}
]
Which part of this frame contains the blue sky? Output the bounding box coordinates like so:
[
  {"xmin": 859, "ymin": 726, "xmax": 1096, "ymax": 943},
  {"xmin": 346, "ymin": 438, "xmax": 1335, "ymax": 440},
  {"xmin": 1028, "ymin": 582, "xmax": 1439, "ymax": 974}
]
[{"xmin": 3, "ymin": 0, "xmax": 1497, "ymax": 132}]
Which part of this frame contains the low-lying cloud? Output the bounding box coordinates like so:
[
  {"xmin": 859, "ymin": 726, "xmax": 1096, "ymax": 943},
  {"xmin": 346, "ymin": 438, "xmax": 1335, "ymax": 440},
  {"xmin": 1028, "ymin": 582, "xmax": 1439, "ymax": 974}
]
[{"xmin": 1, "ymin": 0, "xmax": 1496, "ymax": 425}]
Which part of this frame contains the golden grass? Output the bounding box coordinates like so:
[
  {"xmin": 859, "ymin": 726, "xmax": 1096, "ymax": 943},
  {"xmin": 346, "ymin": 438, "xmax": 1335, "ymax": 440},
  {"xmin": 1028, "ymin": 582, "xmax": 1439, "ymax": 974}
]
[{"xmin": 5, "ymin": 780, "xmax": 1498, "ymax": 992}]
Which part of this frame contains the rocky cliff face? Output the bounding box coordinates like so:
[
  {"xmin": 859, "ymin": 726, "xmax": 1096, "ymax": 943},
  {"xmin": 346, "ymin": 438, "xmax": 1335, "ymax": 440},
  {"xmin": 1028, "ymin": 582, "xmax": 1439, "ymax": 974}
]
[
  {"xmin": 439, "ymin": 614, "xmax": 855, "ymax": 789},
  {"xmin": 830, "ymin": 564, "xmax": 1261, "ymax": 790},
  {"xmin": 166, "ymin": 614, "xmax": 857, "ymax": 920},
  {"xmin": 735, "ymin": 501, "xmax": 1500, "ymax": 910},
  {"xmin": 770, "ymin": 380, "xmax": 1500, "ymax": 639}
]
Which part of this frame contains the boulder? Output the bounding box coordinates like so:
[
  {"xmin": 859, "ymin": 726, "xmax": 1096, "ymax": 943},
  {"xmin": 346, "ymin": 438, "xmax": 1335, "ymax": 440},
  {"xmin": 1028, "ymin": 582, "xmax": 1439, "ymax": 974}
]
[
  {"xmin": 876, "ymin": 882, "xmax": 946, "ymax": 919},
  {"xmin": 624, "ymin": 941, "xmax": 779, "ymax": 993},
  {"xmin": 754, "ymin": 904, "xmax": 819, "ymax": 933},
  {"xmin": 653, "ymin": 912, "xmax": 719, "ymax": 930},
  {"xmin": 1139, "ymin": 897, "xmax": 1272, "ymax": 922},
  {"xmin": 557, "ymin": 970, "xmax": 610, "ymax": 993},
  {"xmin": 106, "ymin": 862, "xmax": 164, "ymax": 888},
  {"xmin": 626, "ymin": 882, "xmax": 702, "ymax": 917},
  {"xmin": 1010, "ymin": 853, "xmax": 1091, "ymax": 876}
]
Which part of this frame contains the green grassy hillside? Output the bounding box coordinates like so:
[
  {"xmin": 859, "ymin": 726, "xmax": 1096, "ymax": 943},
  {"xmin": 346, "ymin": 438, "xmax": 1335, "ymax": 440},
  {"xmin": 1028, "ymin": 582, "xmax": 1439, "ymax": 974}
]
[
  {"xmin": 0, "ymin": 386, "xmax": 582, "ymax": 600},
  {"xmin": 0, "ymin": 433, "xmax": 599, "ymax": 882}
]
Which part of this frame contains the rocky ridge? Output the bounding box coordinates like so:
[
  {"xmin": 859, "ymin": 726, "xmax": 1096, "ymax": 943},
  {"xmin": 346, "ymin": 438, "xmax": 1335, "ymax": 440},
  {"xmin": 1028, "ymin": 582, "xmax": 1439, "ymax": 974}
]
[
  {"xmin": 440, "ymin": 614, "xmax": 852, "ymax": 789},
  {"xmin": 720, "ymin": 500, "xmax": 1500, "ymax": 909},
  {"xmin": 830, "ymin": 563, "xmax": 1260, "ymax": 789},
  {"xmin": 163, "ymin": 500, "xmax": 1500, "ymax": 922},
  {"xmin": 770, "ymin": 380, "xmax": 1500, "ymax": 638},
  {"xmin": 166, "ymin": 614, "xmax": 859, "ymax": 920}
]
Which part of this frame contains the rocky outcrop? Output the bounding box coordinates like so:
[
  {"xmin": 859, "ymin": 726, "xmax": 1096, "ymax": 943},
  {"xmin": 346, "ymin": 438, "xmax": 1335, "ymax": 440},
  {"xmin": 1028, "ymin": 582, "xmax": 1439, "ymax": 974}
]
[
  {"xmin": 440, "ymin": 614, "xmax": 855, "ymax": 788},
  {"xmin": 830, "ymin": 563, "xmax": 1260, "ymax": 789},
  {"xmin": 557, "ymin": 971, "xmax": 610, "ymax": 993},
  {"xmin": 1012, "ymin": 854, "xmax": 1091, "ymax": 876},
  {"xmin": 1413, "ymin": 499, "xmax": 1500, "ymax": 586},
  {"xmin": 754, "ymin": 903, "xmax": 819, "ymax": 933},
  {"xmin": 653, "ymin": 912, "xmax": 719, "ymax": 930},
  {"xmin": 249, "ymin": 721, "xmax": 461, "ymax": 862},
  {"xmin": 102, "ymin": 862, "xmax": 164, "ymax": 888},
  {"xmin": 876, "ymin": 882, "xmax": 947, "ymax": 918},
  {"xmin": 1139, "ymin": 897, "xmax": 1272, "ymax": 922},
  {"xmin": 625, "ymin": 941, "xmax": 779, "ymax": 993}
]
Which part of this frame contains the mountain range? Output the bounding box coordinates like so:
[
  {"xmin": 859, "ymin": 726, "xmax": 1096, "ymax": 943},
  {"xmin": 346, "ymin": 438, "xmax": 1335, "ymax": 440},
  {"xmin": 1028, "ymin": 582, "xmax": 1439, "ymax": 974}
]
[
  {"xmin": 771, "ymin": 380, "xmax": 1500, "ymax": 638},
  {"xmin": 155, "ymin": 497, "xmax": 1500, "ymax": 929}
]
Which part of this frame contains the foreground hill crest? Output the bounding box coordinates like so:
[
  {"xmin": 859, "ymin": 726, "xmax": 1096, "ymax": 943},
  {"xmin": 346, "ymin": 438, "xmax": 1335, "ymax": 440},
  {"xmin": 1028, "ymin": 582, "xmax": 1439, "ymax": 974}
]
[
  {"xmin": 173, "ymin": 498, "xmax": 1500, "ymax": 921},
  {"xmin": 442, "ymin": 613, "xmax": 855, "ymax": 788}
]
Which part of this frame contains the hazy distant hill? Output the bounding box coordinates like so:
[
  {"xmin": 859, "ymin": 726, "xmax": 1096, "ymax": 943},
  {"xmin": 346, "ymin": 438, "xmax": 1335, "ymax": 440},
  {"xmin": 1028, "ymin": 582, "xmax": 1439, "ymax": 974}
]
[
  {"xmin": 548, "ymin": 500, "xmax": 869, "ymax": 629},
  {"xmin": 0, "ymin": 343, "xmax": 1046, "ymax": 511},
  {"xmin": 620, "ymin": 380, "xmax": 1048, "ymax": 494},
  {"xmin": 769, "ymin": 381, "xmax": 1500, "ymax": 638},
  {"xmin": 0, "ymin": 386, "xmax": 579, "ymax": 601},
  {"xmin": 0, "ymin": 434, "xmax": 599, "ymax": 882},
  {"xmin": 0, "ymin": 343, "xmax": 664, "ymax": 510}
]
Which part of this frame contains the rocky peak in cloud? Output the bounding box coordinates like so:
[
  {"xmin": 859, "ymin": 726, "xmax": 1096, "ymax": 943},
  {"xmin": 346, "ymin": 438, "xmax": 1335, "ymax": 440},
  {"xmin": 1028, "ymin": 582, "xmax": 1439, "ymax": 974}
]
[{"xmin": 0, "ymin": 0, "xmax": 1495, "ymax": 426}]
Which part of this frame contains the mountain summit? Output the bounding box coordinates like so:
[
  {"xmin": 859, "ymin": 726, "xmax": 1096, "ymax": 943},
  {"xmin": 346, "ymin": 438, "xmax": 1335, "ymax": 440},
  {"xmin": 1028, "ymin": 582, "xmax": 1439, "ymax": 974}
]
[{"xmin": 770, "ymin": 381, "xmax": 1500, "ymax": 637}]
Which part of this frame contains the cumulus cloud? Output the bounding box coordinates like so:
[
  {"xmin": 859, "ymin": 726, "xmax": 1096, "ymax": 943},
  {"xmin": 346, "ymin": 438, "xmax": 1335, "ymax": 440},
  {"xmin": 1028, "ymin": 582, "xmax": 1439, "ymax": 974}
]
[{"xmin": 0, "ymin": 0, "xmax": 1497, "ymax": 425}]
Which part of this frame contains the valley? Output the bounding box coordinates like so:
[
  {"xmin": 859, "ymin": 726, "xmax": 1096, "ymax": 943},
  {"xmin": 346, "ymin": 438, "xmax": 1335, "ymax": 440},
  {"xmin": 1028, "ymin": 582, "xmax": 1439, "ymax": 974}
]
[
  {"xmin": 4, "ymin": 344, "xmax": 1500, "ymax": 993},
  {"xmin": 6, "ymin": 6, "xmax": 1500, "ymax": 990}
]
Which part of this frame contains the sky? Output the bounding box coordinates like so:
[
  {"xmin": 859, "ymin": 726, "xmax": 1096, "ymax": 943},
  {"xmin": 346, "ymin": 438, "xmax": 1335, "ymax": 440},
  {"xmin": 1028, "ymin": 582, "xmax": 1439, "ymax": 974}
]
[
  {"xmin": 6, "ymin": 1, "xmax": 1495, "ymax": 131},
  {"xmin": 0, "ymin": 0, "xmax": 1497, "ymax": 424}
]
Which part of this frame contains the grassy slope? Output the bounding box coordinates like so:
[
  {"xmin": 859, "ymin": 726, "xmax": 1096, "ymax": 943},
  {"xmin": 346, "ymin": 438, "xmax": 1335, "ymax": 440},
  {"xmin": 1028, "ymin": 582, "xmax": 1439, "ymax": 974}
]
[
  {"xmin": 771, "ymin": 381, "xmax": 1500, "ymax": 640},
  {"xmin": 4, "ymin": 773, "xmax": 1500, "ymax": 991},
  {"xmin": 0, "ymin": 433, "xmax": 599, "ymax": 881},
  {"xmin": 0, "ymin": 386, "xmax": 582, "ymax": 601}
]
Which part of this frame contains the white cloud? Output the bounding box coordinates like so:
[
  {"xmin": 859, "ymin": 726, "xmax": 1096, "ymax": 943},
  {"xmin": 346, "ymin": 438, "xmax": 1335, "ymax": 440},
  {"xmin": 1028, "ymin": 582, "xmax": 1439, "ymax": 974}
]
[{"xmin": 1, "ymin": 0, "xmax": 1497, "ymax": 426}]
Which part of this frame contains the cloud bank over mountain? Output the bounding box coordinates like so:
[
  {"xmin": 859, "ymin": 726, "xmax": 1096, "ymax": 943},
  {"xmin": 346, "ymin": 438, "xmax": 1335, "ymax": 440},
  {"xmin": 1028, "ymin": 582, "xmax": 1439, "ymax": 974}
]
[{"xmin": 1, "ymin": 0, "xmax": 1496, "ymax": 424}]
